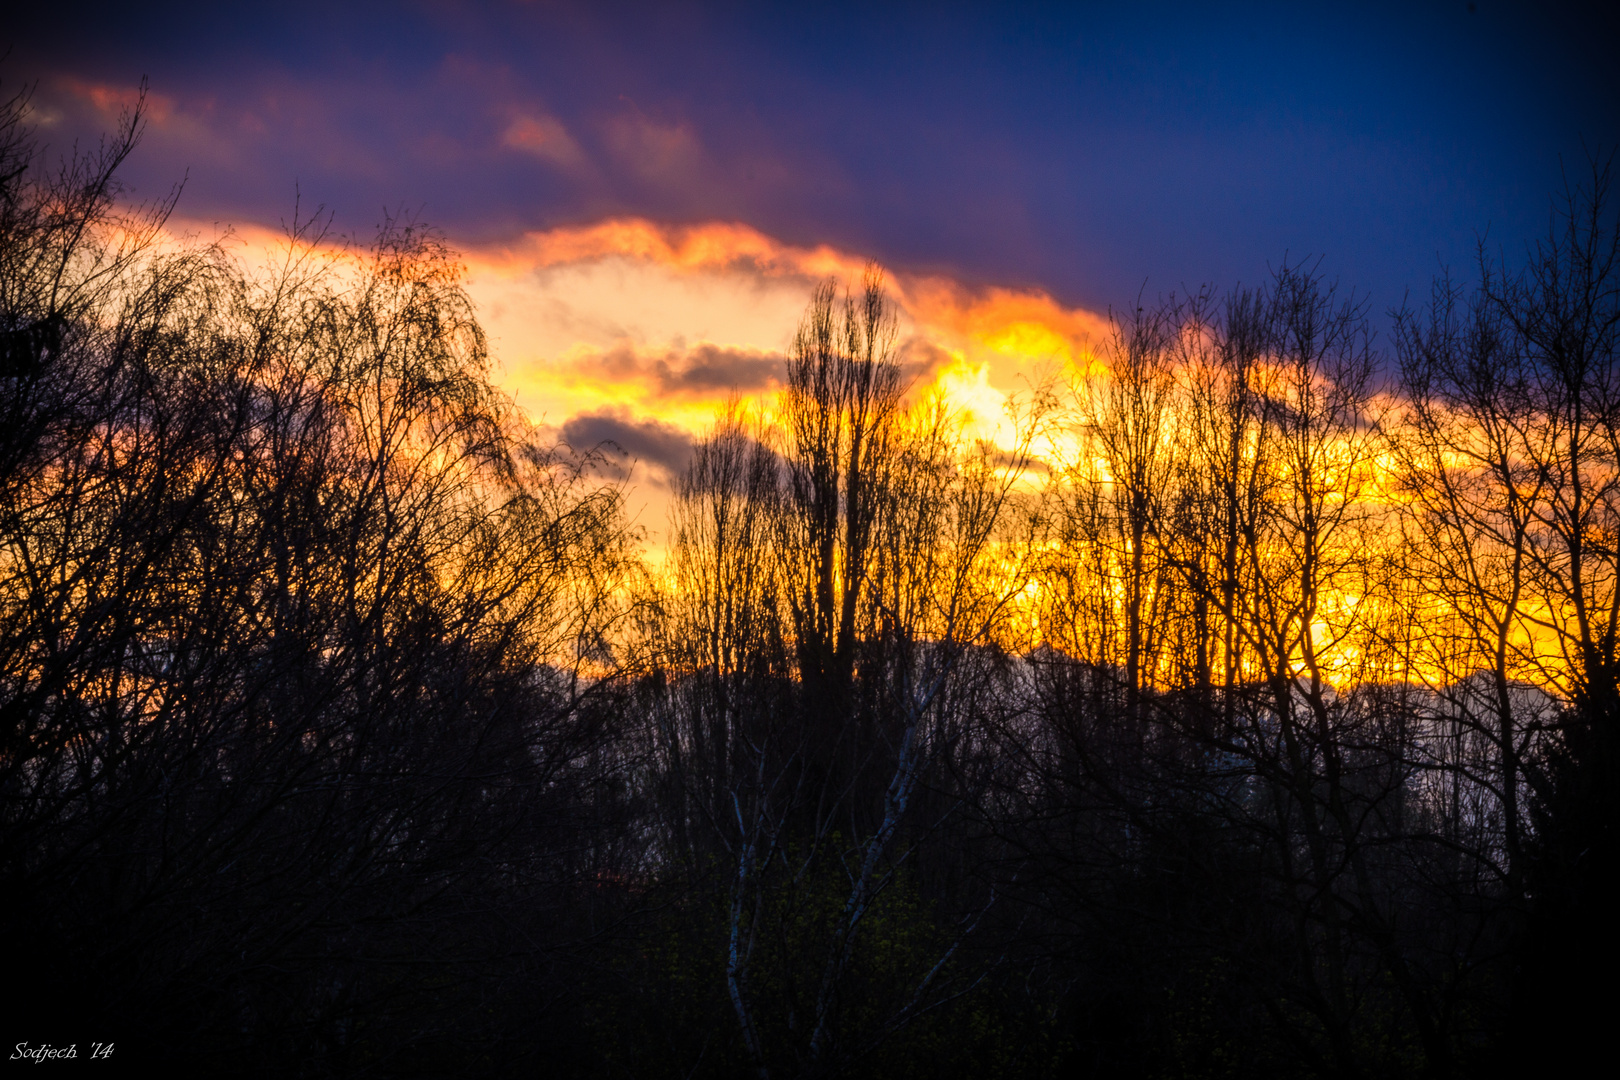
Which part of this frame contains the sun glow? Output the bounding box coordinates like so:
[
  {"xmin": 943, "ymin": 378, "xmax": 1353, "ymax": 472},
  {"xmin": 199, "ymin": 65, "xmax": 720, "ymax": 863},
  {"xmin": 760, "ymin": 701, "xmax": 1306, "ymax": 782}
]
[
  {"xmin": 456, "ymin": 217, "xmax": 1110, "ymax": 443},
  {"xmin": 160, "ymin": 214, "xmax": 1596, "ymax": 698}
]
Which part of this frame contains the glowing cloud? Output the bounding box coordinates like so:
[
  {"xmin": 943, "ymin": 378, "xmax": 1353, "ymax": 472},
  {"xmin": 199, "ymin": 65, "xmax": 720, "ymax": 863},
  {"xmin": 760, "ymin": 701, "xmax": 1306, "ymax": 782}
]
[
  {"xmin": 459, "ymin": 217, "xmax": 1111, "ymax": 447},
  {"xmin": 164, "ymin": 212, "xmax": 1113, "ymax": 538}
]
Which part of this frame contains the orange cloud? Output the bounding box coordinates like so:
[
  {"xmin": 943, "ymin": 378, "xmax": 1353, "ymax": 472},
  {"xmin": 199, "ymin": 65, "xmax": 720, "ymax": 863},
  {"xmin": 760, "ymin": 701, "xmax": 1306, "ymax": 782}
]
[
  {"xmin": 472, "ymin": 218, "xmax": 866, "ymax": 281},
  {"xmin": 465, "ymin": 218, "xmax": 1107, "ymax": 372},
  {"xmin": 459, "ymin": 217, "xmax": 1112, "ymax": 458},
  {"xmin": 162, "ymin": 212, "xmax": 1112, "ymax": 540},
  {"xmin": 169, "ymin": 212, "xmax": 1110, "ymax": 430}
]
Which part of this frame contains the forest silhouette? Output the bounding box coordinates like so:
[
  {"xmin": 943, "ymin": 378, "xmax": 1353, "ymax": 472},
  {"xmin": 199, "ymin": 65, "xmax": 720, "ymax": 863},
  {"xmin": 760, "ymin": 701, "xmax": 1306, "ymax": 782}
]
[{"xmin": 2, "ymin": 85, "xmax": 1614, "ymax": 1078}]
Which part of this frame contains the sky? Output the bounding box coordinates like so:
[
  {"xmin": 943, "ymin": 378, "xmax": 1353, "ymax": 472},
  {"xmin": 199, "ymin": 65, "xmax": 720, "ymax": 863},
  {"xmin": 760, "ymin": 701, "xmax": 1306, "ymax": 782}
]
[{"xmin": 7, "ymin": 1, "xmax": 1616, "ymax": 530}]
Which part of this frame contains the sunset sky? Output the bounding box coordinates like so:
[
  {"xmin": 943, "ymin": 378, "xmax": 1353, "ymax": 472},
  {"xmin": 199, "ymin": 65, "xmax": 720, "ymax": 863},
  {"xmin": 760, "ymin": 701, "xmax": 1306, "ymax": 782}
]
[{"xmin": 8, "ymin": 1, "xmax": 1616, "ymax": 534}]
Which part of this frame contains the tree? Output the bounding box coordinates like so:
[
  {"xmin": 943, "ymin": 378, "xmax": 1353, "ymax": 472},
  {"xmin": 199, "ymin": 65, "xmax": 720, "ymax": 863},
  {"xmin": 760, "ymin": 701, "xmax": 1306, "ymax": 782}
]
[
  {"xmin": 1395, "ymin": 156, "xmax": 1620, "ymax": 1069},
  {"xmin": 0, "ymin": 85, "xmax": 641, "ymax": 1073},
  {"xmin": 640, "ymin": 271, "xmax": 1049, "ymax": 1079}
]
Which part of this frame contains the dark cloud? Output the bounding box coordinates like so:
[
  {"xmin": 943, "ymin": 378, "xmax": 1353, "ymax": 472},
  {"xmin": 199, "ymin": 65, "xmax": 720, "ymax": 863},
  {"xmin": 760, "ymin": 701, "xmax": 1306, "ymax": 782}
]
[
  {"xmin": 895, "ymin": 338, "xmax": 954, "ymax": 387},
  {"xmin": 989, "ymin": 450, "xmax": 1051, "ymax": 476},
  {"xmin": 653, "ymin": 344, "xmax": 782, "ymax": 395},
  {"xmin": 560, "ymin": 410, "xmax": 695, "ymax": 482},
  {"xmin": 570, "ymin": 342, "xmax": 783, "ymax": 399},
  {"xmin": 7, "ymin": 1, "xmax": 1618, "ymax": 318}
]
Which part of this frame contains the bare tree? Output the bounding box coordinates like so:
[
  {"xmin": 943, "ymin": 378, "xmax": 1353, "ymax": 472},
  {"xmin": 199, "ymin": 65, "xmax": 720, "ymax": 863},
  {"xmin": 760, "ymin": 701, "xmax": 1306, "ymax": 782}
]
[
  {"xmin": 648, "ymin": 271, "xmax": 1048, "ymax": 1078},
  {"xmin": 0, "ymin": 85, "xmax": 641, "ymax": 1069}
]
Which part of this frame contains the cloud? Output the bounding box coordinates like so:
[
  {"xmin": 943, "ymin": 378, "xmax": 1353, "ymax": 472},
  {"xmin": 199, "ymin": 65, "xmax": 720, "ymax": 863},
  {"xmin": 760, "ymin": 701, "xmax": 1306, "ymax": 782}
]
[
  {"xmin": 660, "ymin": 343, "xmax": 781, "ymax": 393},
  {"xmin": 161, "ymin": 211, "xmax": 1110, "ymax": 540},
  {"xmin": 458, "ymin": 215, "xmax": 1115, "ymax": 471},
  {"xmin": 175, "ymin": 211, "xmax": 1107, "ymax": 435},
  {"xmin": 603, "ymin": 111, "xmax": 704, "ymax": 187},
  {"xmin": 476, "ymin": 218, "xmax": 867, "ymax": 282},
  {"xmin": 469, "ymin": 218, "xmax": 1110, "ymax": 379},
  {"xmin": 501, "ymin": 113, "xmax": 586, "ymax": 170},
  {"xmin": 58, "ymin": 77, "xmax": 178, "ymax": 126},
  {"xmin": 560, "ymin": 408, "xmax": 696, "ymax": 482},
  {"xmin": 566, "ymin": 341, "xmax": 783, "ymax": 397}
]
